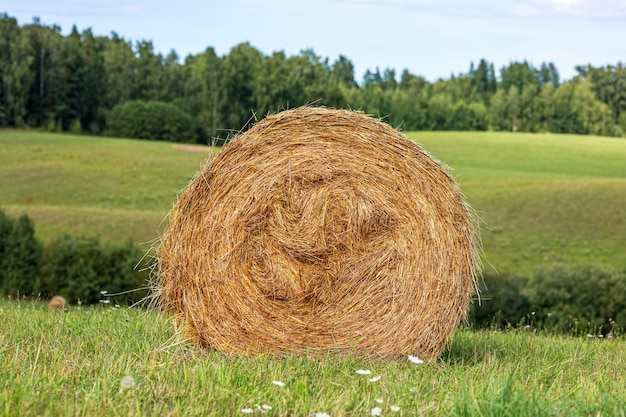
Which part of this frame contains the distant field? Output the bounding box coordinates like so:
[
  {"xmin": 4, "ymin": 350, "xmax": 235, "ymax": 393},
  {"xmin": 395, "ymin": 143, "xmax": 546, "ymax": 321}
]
[
  {"xmin": 0, "ymin": 130, "xmax": 210, "ymax": 246},
  {"xmin": 408, "ymin": 131, "xmax": 626, "ymax": 274},
  {"xmin": 1, "ymin": 129, "xmax": 625, "ymax": 274}
]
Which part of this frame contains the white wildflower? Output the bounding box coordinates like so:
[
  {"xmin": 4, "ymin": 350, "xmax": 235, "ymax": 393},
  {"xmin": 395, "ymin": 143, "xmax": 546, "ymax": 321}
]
[
  {"xmin": 120, "ymin": 375, "xmax": 136, "ymax": 389},
  {"xmin": 409, "ymin": 386, "xmax": 418, "ymax": 393},
  {"xmin": 315, "ymin": 413, "xmax": 330, "ymax": 417},
  {"xmin": 272, "ymin": 380, "xmax": 285, "ymax": 387},
  {"xmin": 408, "ymin": 355, "xmax": 424, "ymax": 364},
  {"xmin": 356, "ymin": 369, "xmax": 372, "ymax": 375},
  {"xmin": 390, "ymin": 405, "xmax": 401, "ymax": 412},
  {"xmin": 369, "ymin": 375, "xmax": 381, "ymax": 383},
  {"xmin": 240, "ymin": 408, "xmax": 253, "ymax": 414},
  {"xmin": 255, "ymin": 404, "xmax": 272, "ymax": 413},
  {"xmin": 371, "ymin": 407, "xmax": 382, "ymax": 416}
]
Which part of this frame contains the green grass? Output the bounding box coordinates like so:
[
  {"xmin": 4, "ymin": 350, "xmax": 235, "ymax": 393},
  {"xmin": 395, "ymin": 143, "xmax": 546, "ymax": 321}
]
[
  {"xmin": 1, "ymin": 129, "xmax": 625, "ymax": 274},
  {"xmin": 0, "ymin": 130, "xmax": 210, "ymax": 245},
  {"xmin": 408, "ymin": 131, "xmax": 626, "ymax": 274},
  {"xmin": 2, "ymin": 130, "xmax": 625, "ymax": 415},
  {"xmin": 2, "ymin": 301, "xmax": 625, "ymax": 416}
]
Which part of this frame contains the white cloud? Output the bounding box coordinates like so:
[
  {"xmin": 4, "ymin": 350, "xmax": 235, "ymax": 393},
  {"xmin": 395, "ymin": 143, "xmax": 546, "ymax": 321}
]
[{"xmin": 514, "ymin": 0, "xmax": 626, "ymax": 18}]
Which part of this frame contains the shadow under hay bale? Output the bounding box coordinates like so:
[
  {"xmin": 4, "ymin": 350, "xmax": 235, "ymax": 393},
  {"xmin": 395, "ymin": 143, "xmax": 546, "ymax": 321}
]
[{"xmin": 154, "ymin": 106, "xmax": 481, "ymax": 358}]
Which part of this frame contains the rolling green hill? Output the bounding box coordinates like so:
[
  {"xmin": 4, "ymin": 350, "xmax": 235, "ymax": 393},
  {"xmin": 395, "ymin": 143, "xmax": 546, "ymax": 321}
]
[
  {"xmin": 408, "ymin": 131, "xmax": 626, "ymax": 274},
  {"xmin": 1, "ymin": 130, "xmax": 210, "ymax": 246},
  {"xmin": 1, "ymin": 129, "xmax": 624, "ymax": 275}
]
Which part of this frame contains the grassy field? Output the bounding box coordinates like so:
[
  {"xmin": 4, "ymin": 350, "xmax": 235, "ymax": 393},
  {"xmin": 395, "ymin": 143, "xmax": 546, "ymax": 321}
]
[
  {"xmin": 2, "ymin": 129, "xmax": 626, "ymax": 416},
  {"xmin": 408, "ymin": 131, "xmax": 626, "ymax": 274},
  {"xmin": 0, "ymin": 130, "xmax": 211, "ymax": 246},
  {"xmin": 2, "ymin": 301, "xmax": 625, "ymax": 416},
  {"xmin": 1, "ymin": 129, "xmax": 625, "ymax": 275}
]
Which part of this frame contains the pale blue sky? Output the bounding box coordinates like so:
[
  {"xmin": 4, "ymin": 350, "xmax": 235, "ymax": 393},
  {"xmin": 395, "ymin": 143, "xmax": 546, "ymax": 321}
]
[{"xmin": 4, "ymin": 0, "xmax": 626, "ymax": 82}]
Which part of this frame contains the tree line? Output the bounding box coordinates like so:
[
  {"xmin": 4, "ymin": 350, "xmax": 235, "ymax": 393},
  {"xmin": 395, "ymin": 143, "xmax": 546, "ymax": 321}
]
[{"xmin": 2, "ymin": 13, "xmax": 626, "ymax": 142}]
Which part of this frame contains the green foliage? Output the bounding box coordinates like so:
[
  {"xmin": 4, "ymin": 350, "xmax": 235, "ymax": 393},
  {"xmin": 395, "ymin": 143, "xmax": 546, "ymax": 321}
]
[
  {"xmin": 528, "ymin": 263, "xmax": 626, "ymax": 334},
  {"xmin": 499, "ymin": 60, "xmax": 538, "ymax": 92},
  {"xmin": 36, "ymin": 235, "xmax": 150, "ymax": 304},
  {"xmin": 106, "ymin": 100, "xmax": 195, "ymax": 142},
  {"xmin": 449, "ymin": 100, "xmax": 488, "ymax": 130},
  {"xmin": 45, "ymin": 119, "xmax": 61, "ymax": 132},
  {"xmin": 1, "ymin": 13, "xmax": 625, "ymax": 138},
  {"xmin": 0, "ymin": 208, "xmax": 41, "ymax": 296},
  {"xmin": 0, "ymin": 208, "xmax": 149, "ymax": 304},
  {"xmin": 470, "ymin": 264, "xmax": 626, "ymax": 336},
  {"xmin": 68, "ymin": 118, "xmax": 82, "ymax": 134},
  {"xmin": 618, "ymin": 110, "xmax": 626, "ymax": 135},
  {"xmin": 468, "ymin": 271, "xmax": 530, "ymax": 327}
]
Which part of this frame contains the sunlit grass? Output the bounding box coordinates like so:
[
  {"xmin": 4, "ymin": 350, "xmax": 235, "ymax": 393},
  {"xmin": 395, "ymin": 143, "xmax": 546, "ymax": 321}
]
[
  {"xmin": 1, "ymin": 300, "xmax": 625, "ymax": 416},
  {"xmin": 410, "ymin": 131, "xmax": 626, "ymax": 274},
  {"xmin": 0, "ymin": 130, "xmax": 210, "ymax": 245}
]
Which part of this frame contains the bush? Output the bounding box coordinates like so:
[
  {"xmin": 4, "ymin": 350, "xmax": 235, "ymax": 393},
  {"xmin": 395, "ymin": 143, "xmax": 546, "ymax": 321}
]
[
  {"xmin": 0, "ymin": 209, "xmax": 41, "ymax": 297},
  {"xmin": 527, "ymin": 263, "xmax": 626, "ymax": 334},
  {"xmin": 468, "ymin": 271, "xmax": 530, "ymax": 328},
  {"xmin": 107, "ymin": 100, "xmax": 195, "ymax": 143},
  {"xmin": 469, "ymin": 264, "xmax": 626, "ymax": 335},
  {"xmin": 35, "ymin": 235, "xmax": 151, "ymax": 305},
  {"xmin": 69, "ymin": 119, "xmax": 82, "ymax": 135},
  {"xmin": 0, "ymin": 209, "xmax": 152, "ymax": 305}
]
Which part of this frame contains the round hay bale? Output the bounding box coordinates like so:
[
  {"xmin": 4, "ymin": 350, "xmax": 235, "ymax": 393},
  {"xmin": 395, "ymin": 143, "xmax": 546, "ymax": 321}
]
[
  {"xmin": 155, "ymin": 106, "xmax": 480, "ymax": 358},
  {"xmin": 47, "ymin": 295, "xmax": 67, "ymax": 311}
]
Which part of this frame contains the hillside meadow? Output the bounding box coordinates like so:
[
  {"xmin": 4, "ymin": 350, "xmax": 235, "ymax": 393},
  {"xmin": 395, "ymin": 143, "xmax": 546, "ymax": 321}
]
[
  {"xmin": 2, "ymin": 128, "xmax": 626, "ymax": 416},
  {"xmin": 1, "ymin": 129, "xmax": 624, "ymax": 275}
]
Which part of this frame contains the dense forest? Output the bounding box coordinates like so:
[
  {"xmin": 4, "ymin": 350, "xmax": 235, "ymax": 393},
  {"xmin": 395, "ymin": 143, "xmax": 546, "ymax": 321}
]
[{"xmin": 1, "ymin": 13, "xmax": 626, "ymax": 142}]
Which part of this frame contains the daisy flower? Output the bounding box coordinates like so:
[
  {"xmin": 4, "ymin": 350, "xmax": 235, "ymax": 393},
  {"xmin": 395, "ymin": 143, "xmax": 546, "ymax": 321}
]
[
  {"xmin": 120, "ymin": 375, "xmax": 136, "ymax": 389},
  {"xmin": 408, "ymin": 355, "xmax": 424, "ymax": 364}
]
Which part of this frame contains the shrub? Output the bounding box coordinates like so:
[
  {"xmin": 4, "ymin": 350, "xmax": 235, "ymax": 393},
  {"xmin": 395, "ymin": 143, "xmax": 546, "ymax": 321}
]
[
  {"xmin": 0, "ymin": 209, "xmax": 41, "ymax": 297},
  {"xmin": 468, "ymin": 264, "xmax": 626, "ymax": 336},
  {"xmin": 106, "ymin": 100, "xmax": 195, "ymax": 143},
  {"xmin": 35, "ymin": 235, "xmax": 151, "ymax": 305},
  {"xmin": 467, "ymin": 271, "xmax": 530, "ymax": 328},
  {"xmin": 527, "ymin": 263, "xmax": 626, "ymax": 334},
  {"xmin": 69, "ymin": 119, "xmax": 82, "ymax": 135}
]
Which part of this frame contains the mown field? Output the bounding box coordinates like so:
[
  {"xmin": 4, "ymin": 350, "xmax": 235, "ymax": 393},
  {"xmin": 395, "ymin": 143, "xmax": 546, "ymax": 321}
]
[{"xmin": 1, "ymin": 129, "xmax": 624, "ymax": 275}]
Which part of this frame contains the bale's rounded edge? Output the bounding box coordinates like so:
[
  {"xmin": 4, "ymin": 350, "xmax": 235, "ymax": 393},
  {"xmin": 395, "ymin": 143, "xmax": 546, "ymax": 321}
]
[{"xmin": 153, "ymin": 106, "xmax": 481, "ymax": 358}]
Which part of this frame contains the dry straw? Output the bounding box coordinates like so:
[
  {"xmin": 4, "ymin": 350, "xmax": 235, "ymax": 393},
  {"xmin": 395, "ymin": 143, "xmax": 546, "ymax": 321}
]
[
  {"xmin": 47, "ymin": 295, "xmax": 67, "ymax": 311},
  {"xmin": 154, "ymin": 106, "xmax": 481, "ymax": 358}
]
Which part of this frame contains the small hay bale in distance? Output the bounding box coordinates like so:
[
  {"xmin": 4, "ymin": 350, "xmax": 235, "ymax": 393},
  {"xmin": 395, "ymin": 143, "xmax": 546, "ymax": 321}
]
[
  {"xmin": 47, "ymin": 295, "xmax": 67, "ymax": 310},
  {"xmin": 155, "ymin": 106, "xmax": 480, "ymax": 358}
]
